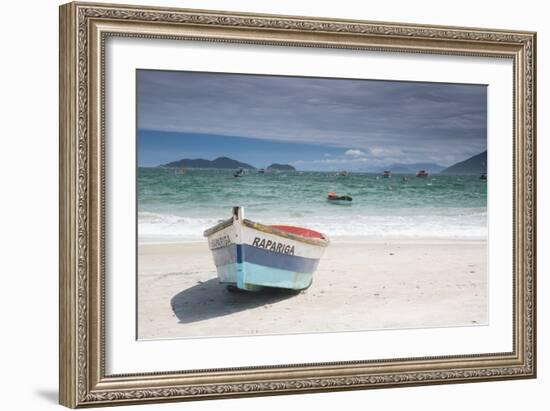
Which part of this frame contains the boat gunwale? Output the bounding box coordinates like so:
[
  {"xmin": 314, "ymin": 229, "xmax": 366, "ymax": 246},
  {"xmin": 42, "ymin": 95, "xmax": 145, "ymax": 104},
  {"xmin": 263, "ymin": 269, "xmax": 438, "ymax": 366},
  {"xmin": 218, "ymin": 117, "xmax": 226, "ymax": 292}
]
[
  {"xmin": 242, "ymin": 219, "xmax": 330, "ymax": 247},
  {"xmin": 203, "ymin": 217, "xmax": 233, "ymax": 237},
  {"xmin": 203, "ymin": 217, "xmax": 330, "ymax": 247}
]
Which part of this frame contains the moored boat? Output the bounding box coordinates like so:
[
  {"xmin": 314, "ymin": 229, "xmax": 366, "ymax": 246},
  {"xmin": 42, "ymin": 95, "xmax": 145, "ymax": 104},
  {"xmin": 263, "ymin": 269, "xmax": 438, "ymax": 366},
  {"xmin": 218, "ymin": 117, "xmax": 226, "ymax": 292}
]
[
  {"xmin": 327, "ymin": 192, "xmax": 352, "ymax": 202},
  {"xmin": 204, "ymin": 207, "xmax": 329, "ymax": 291},
  {"xmin": 416, "ymin": 169, "xmax": 429, "ymax": 178},
  {"xmin": 382, "ymin": 170, "xmax": 391, "ymax": 178},
  {"xmin": 233, "ymin": 167, "xmax": 248, "ymax": 177}
]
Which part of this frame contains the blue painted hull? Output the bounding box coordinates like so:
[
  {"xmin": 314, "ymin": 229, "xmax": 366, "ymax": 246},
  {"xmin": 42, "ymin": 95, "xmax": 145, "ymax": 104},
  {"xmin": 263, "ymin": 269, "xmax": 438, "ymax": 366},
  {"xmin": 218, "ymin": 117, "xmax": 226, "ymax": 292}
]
[
  {"xmin": 216, "ymin": 262, "xmax": 313, "ymax": 291},
  {"xmin": 213, "ymin": 244, "xmax": 318, "ymax": 291}
]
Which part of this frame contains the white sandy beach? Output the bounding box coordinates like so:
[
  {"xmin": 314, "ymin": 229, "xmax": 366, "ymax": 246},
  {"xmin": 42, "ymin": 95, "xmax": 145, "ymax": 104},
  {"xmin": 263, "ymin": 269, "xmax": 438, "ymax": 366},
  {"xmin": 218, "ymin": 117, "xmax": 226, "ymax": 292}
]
[{"xmin": 137, "ymin": 237, "xmax": 487, "ymax": 339}]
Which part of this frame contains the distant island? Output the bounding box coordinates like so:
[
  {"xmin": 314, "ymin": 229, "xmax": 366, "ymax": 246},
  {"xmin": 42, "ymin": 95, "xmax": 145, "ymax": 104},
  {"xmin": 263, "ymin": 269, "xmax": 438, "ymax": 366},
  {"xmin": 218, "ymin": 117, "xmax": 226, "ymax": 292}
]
[
  {"xmin": 162, "ymin": 156, "xmax": 256, "ymax": 170},
  {"xmin": 440, "ymin": 151, "xmax": 487, "ymax": 175},
  {"xmin": 266, "ymin": 163, "xmax": 296, "ymax": 171}
]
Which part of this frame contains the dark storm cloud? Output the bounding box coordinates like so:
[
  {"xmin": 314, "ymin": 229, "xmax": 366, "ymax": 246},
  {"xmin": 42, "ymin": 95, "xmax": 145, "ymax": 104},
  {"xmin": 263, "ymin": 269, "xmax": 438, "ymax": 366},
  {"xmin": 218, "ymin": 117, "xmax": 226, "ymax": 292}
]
[{"xmin": 137, "ymin": 70, "xmax": 487, "ymax": 166}]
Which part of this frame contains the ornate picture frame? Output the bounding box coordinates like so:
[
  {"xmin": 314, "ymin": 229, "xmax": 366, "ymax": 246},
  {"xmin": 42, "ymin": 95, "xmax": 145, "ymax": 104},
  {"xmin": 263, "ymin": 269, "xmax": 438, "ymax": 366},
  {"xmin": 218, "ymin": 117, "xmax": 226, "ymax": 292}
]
[{"xmin": 59, "ymin": 1, "xmax": 536, "ymax": 408}]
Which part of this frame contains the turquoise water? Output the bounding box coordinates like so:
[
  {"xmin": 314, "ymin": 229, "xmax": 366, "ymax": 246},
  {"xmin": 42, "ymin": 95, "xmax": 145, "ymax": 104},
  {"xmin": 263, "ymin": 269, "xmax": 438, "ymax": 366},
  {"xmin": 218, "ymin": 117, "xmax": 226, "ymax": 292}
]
[{"xmin": 138, "ymin": 168, "xmax": 487, "ymax": 242}]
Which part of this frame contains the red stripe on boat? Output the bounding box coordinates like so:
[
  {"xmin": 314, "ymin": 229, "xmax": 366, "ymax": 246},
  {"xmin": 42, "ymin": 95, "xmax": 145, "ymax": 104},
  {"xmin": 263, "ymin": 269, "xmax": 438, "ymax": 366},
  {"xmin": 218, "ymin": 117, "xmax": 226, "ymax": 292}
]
[{"xmin": 270, "ymin": 225, "xmax": 324, "ymax": 239}]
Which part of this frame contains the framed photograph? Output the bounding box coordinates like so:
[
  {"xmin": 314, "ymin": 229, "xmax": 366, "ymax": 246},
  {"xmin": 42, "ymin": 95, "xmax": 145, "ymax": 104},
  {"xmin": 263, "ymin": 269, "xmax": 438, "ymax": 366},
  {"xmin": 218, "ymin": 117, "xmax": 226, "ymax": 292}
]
[{"xmin": 59, "ymin": 2, "xmax": 537, "ymax": 408}]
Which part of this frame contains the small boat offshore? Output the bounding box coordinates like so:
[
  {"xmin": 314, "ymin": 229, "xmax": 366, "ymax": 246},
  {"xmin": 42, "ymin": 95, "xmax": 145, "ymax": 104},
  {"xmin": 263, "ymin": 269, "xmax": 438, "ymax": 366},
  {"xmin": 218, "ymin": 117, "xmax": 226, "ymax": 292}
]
[
  {"xmin": 327, "ymin": 192, "xmax": 352, "ymax": 202},
  {"xmin": 203, "ymin": 207, "xmax": 329, "ymax": 291},
  {"xmin": 233, "ymin": 167, "xmax": 248, "ymax": 177}
]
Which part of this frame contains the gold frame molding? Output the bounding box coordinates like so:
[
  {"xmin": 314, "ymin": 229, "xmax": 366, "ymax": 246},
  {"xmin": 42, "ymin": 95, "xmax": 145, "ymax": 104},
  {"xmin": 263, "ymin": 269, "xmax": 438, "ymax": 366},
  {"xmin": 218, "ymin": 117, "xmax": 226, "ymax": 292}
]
[{"xmin": 59, "ymin": 1, "xmax": 537, "ymax": 408}]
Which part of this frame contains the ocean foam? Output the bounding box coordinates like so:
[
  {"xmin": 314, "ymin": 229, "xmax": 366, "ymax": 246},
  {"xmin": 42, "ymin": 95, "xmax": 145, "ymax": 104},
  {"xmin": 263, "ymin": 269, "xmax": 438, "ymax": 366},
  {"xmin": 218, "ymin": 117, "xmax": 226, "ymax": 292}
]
[{"xmin": 138, "ymin": 209, "xmax": 488, "ymax": 244}]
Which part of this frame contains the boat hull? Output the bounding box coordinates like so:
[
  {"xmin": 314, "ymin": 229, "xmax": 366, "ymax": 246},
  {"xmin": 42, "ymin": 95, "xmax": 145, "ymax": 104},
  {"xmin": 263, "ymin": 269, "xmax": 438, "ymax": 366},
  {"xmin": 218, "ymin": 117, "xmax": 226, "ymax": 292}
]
[
  {"xmin": 205, "ymin": 210, "xmax": 328, "ymax": 291},
  {"xmin": 214, "ymin": 261, "xmax": 314, "ymax": 291},
  {"xmin": 211, "ymin": 243, "xmax": 319, "ymax": 291}
]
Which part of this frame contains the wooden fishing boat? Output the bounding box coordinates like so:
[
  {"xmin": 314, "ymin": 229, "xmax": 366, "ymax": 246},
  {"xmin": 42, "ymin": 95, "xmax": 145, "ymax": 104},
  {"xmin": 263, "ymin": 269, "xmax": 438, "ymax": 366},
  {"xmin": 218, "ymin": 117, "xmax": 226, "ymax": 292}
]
[{"xmin": 204, "ymin": 207, "xmax": 329, "ymax": 291}]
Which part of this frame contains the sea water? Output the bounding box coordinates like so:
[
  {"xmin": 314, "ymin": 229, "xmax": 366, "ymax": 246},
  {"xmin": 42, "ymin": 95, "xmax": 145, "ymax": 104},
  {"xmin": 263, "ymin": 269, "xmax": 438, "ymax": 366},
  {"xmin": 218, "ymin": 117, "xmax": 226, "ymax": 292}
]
[{"xmin": 137, "ymin": 168, "xmax": 487, "ymax": 243}]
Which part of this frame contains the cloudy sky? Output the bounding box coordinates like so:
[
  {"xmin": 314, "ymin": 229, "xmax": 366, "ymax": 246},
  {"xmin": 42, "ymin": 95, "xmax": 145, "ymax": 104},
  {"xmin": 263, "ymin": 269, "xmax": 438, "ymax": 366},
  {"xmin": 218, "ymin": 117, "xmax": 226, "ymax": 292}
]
[{"xmin": 137, "ymin": 70, "xmax": 487, "ymax": 170}]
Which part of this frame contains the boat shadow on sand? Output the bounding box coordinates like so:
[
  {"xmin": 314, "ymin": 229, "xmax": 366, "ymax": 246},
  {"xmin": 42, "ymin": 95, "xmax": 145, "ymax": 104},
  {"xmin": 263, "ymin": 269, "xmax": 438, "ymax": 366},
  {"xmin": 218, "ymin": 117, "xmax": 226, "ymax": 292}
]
[{"xmin": 170, "ymin": 277, "xmax": 297, "ymax": 324}]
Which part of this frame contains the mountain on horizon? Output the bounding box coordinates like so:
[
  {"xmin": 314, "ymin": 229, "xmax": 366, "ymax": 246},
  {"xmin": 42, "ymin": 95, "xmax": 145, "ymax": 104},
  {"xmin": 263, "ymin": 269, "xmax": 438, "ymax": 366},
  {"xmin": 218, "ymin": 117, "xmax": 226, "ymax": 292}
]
[
  {"xmin": 440, "ymin": 151, "xmax": 487, "ymax": 174},
  {"xmin": 162, "ymin": 156, "xmax": 256, "ymax": 169}
]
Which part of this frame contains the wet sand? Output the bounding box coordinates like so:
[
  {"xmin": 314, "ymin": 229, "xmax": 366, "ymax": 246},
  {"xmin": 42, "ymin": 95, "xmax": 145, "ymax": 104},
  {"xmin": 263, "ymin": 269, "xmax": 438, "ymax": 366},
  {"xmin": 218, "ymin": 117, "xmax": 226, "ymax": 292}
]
[{"xmin": 137, "ymin": 238, "xmax": 487, "ymax": 339}]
